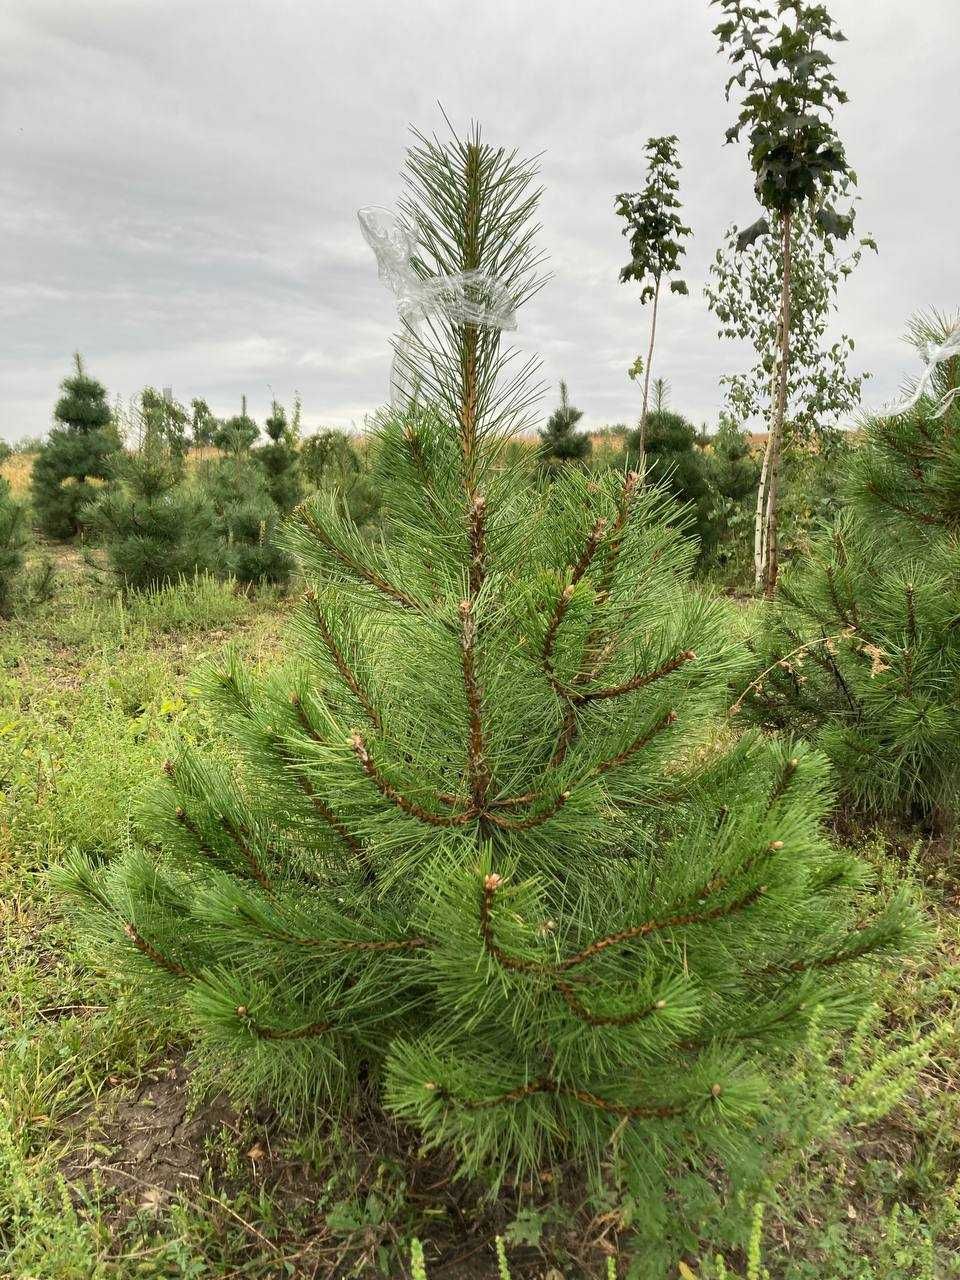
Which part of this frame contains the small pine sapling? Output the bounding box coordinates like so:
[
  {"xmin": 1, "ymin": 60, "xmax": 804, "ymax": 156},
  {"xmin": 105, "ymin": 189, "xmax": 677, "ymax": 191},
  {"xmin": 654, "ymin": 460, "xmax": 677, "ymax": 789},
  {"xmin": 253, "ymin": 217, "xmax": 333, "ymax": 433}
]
[
  {"xmin": 85, "ymin": 419, "xmax": 216, "ymax": 592},
  {"xmin": 538, "ymin": 380, "xmax": 590, "ymax": 472},
  {"xmin": 257, "ymin": 400, "xmax": 302, "ymax": 513},
  {"xmin": 60, "ymin": 123, "xmax": 921, "ymax": 1232},
  {"xmin": 738, "ymin": 313, "xmax": 960, "ymax": 824},
  {"xmin": 0, "ymin": 477, "xmax": 29, "ymax": 615},
  {"xmin": 30, "ymin": 353, "xmax": 121, "ymax": 540},
  {"xmin": 201, "ymin": 438, "xmax": 290, "ymax": 586}
]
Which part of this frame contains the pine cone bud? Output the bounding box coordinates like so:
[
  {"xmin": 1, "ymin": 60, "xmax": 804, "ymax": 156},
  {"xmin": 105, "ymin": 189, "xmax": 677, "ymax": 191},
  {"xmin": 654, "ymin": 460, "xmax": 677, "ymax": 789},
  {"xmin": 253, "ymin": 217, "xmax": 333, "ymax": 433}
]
[
  {"xmin": 768, "ymin": 840, "xmax": 784, "ymax": 850},
  {"xmin": 655, "ymin": 999, "xmax": 667, "ymax": 1010},
  {"xmin": 710, "ymin": 1083, "xmax": 723, "ymax": 1098},
  {"xmin": 235, "ymin": 1005, "xmax": 248, "ymax": 1018},
  {"xmin": 484, "ymin": 873, "xmax": 503, "ymax": 892}
]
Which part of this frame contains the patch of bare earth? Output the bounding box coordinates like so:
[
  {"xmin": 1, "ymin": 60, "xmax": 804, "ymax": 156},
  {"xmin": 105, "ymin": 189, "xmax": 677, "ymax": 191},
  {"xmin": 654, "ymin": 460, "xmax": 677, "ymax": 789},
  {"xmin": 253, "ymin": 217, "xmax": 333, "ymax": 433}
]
[{"xmin": 57, "ymin": 1054, "xmax": 618, "ymax": 1278}]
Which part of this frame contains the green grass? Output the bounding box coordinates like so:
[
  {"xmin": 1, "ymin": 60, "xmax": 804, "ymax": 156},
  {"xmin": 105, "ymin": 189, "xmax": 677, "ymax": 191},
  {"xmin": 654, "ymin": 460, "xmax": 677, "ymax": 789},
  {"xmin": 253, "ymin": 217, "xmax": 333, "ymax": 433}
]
[{"xmin": 2, "ymin": 554, "xmax": 959, "ymax": 1278}]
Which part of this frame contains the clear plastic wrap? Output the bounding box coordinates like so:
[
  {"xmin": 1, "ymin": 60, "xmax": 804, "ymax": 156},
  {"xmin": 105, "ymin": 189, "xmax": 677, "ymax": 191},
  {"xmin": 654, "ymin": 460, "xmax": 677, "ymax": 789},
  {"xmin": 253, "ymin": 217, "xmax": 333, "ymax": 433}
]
[
  {"xmin": 358, "ymin": 206, "xmax": 516, "ymax": 406},
  {"xmin": 878, "ymin": 321, "xmax": 960, "ymax": 420}
]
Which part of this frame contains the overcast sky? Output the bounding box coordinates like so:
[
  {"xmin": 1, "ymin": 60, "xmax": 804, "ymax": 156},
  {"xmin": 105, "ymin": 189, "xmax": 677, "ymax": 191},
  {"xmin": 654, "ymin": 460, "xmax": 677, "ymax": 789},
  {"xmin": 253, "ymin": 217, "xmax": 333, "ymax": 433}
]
[{"xmin": 1, "ymin": 0, "xmax": 957, "ymax": 443}]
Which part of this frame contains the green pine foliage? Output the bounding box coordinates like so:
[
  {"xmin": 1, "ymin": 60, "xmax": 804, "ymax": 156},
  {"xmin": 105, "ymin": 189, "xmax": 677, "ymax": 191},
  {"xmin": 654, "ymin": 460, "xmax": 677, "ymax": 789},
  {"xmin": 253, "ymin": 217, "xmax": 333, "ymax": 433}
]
[
  {"xmin": 84, "ymin": 442, "xmax": 216, "ymax": 592},
  {"xmin": 201, "ymin": 452, "xmax": 290, "ymax": 586},
  {"xmin": 738, "ymin": 313, "xmax": 960, "ymax": 824},
  {"xmin": 214, "ymin": 403, "xmax": 259, "ymax": 453},
  {"xmin": 538, "ymin": 380, "xmax": 591, "ymax": 471},
  {"xmin": 30, "ymin": 353, "xmax": 121, "ymax": 540},
  {"xmin": 0, "ymin": 476, "xmax": 29, "ymax": 615},
  {"xmin": 58, "ymin": 123, "xmax": 920, "ymax": 1230},
  {"xmin": 300, "ymin": 429, "xmax": 382, "ymax": 529},
  {"xmin": 626, "ymin": 408, "xmax": 717, "ymax": 559},
  {"xmin": 256, "ymin": 401, "xmax": 302, "ymax": 513},
  {"xmin": 705, "ymin": 417, "xmax": 761, "ymax": 580}
]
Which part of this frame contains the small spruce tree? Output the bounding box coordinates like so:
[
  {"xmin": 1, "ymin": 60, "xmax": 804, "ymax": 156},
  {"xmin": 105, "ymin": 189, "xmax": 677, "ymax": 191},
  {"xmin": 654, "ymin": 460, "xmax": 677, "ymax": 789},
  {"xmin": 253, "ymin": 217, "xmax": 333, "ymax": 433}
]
[
  {"xmin": 31, "ymin": 354, "xmax": 121, "ymax": 540},
  {"xmin": 738, "ymin": 313, "xmax": 960, "ymax": 824},
  {"xmin": 60, "ymin": 123, "xmax": 919, "ymax": 1232},
  {"xmin": 538, "ymin": 380, "xmax": 591, "ymax": 471}
]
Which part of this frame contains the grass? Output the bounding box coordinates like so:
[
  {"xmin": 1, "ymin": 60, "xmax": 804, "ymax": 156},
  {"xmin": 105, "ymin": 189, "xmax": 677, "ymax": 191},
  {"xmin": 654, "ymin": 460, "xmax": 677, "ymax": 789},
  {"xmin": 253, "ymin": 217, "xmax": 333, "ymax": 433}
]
[{"xmin": 2, "ymin": 549, "xmax": 959, "ymax": 1278}]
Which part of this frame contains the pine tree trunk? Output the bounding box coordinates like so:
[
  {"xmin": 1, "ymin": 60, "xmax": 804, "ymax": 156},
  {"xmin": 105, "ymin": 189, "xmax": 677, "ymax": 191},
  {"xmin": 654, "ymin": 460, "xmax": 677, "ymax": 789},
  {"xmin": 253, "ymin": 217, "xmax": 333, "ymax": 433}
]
[
  {"xmin": 638, "ymin": 278, "xmax": 661, "ymax": 462},
  {"xmin": 761, "ymin": 213, "xmax": 793, "ymax": 599}
]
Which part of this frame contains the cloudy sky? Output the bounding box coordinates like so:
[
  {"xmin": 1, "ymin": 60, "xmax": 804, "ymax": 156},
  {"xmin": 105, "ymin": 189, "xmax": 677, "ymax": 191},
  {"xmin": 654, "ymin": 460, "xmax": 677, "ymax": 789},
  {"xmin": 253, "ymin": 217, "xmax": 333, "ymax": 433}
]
[{"xmin": 1, "ymin": 0, "xmax": 957, "ymax": 443}]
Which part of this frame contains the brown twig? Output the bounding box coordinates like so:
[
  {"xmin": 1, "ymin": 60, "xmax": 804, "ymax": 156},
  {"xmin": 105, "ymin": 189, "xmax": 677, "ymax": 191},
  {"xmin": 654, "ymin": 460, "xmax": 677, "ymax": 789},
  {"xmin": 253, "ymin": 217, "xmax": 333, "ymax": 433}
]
[
  {"xmin": 351, "ymin": 731, "xmax": 477, "ymax": 828},
  {"xmin": 569, "ymin": 649, "xmax": 697, "ymax": 705},
  {"xmin": 308, "ymin": 595, "xmax": 381, "ymax": 730},
  {"xmin": 123, "ymin": 922, "xmax": 191, "ymax": 980}
]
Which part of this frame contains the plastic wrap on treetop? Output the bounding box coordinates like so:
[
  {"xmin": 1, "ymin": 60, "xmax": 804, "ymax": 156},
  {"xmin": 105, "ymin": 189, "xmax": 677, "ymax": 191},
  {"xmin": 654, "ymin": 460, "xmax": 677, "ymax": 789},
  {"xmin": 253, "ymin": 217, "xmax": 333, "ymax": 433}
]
[
  {"xmin": 358, "ymin": 205, "xmax": 517, "ymax": 407},
  {"xmin": 877, "ymin": 320, "xmax": 960, "ymax": 421}
]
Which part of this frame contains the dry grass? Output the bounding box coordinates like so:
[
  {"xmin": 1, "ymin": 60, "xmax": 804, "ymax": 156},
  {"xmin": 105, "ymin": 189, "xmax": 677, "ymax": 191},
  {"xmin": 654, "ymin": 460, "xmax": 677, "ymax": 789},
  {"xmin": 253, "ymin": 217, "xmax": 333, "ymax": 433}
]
[{"xmin": 1, "ymin": 451, "xmax": 35, "ymax": 497}]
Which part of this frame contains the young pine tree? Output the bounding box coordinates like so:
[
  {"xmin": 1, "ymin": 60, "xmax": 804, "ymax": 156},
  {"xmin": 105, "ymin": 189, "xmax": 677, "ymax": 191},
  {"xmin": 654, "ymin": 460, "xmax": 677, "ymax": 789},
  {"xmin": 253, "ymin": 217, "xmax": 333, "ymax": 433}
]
[
  {"xmin": 0, "ymin": 477, "xmax": 29, "ymax": 615},
  {"xmin": 738, "ymin": 313, "xmax": 960, "ymax": 824},
  {"xmin": 85, "ymin": 417, "xmax": 216, "ymax": 593},
  {"xmin": 59, "ymin": 124, "xmax": 919, "ymax": 1228},
  {"xmin": 31, "ymin": 353, "xmax": 121, "ymax": 539},
  {"xmin": 256, "ymin": 400, "xmax": 302, "ymax": 513},
  {"xmin": 201, "ymin": 439, "xmax": 290, "ymax": 586},
  {"xmin": 214, "ymin": 397, "xmax": 260, "ymax": 453},
  {"xmin": 626, "ymin": 407, "xmax": 716, "ymax": 559},
  {"xmin": 538, "ymin": 380, "xmax": 591, "ymax": 471}
]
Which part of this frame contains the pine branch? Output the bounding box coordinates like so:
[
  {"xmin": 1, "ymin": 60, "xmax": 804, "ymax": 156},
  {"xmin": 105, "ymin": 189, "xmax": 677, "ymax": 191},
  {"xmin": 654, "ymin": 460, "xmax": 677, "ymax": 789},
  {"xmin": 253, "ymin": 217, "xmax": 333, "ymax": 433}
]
[
  {"xmin": 484, "ymin": 788, "xmax": 570, "ymax": 831},
  {"xmin": 569, "ymin": 648, "xmax": 697, "ymax": 706},
  {"xmin": 557, "ymin": 886, "xmax": 766, "ymax": 972},
  {"xmin": 541, "ymin": 516, "xmax": 607, "ymax": 683},
  {"xmin": 307, "ymin": 594, "xmax": 381, "ymax": 730},
  {"xmin": 479, "ymin": 873, "xmax": 546, "ymax": 973},
  {"xmin": 468, "ymin": 492, "xmax": 487, "ymax": 597},
  {"xmin": 274, "ymin": 722, "xmax": 373, "ymax": 880},
  {"xmin": 433, "ymin": 1075, "xmax": 699, "ymax": 1120},
  {"xmin": 170, "ymin": 798, "xmax": 273, "ymax": 895},
  {"xmin": 351, "ymin": 732, "xmax": 477, "ymax": 828},
  {"xmin": 767, "ymin": 756, "xmax": 799, "ymax": 809},
  {"xmin": 235, "ymin": 1005, "xmax": 333, "ymax": 1040},
  {"xmin": 575, "ymin": 470, "xmax": 641, "ymax": 681},
  {"xmin": 123, "ymin": 922, "xmax": 192, "ymax": 980},
  {"xmin": 459, "ymin": 600, "xmax": 492, "ymax": 810},
  {"xmin": 555, "ymin": 980, "xmax": 666, "ymax": 1028},
  {"xmin": 591, "ymin": 709, "xmax": 678, "ymax": 779},
  {"xmin": 297, "ymin": 506, "xmax": 421, "ymax": 609},
  {"xmin": 864, "ymin": 482, "xmax": 944, "ymax": 527}
]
